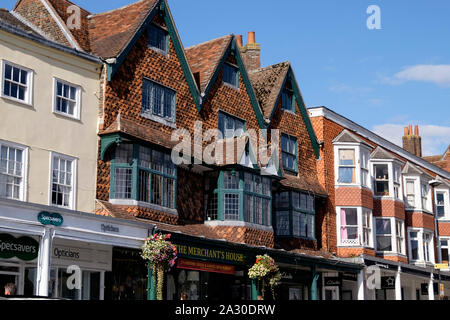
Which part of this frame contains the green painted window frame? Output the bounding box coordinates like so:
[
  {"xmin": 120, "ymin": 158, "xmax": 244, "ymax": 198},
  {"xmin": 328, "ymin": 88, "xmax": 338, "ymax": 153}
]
[
  {"xmin": 273, "ymin": 191, "xmax": 316, "ymax": 240},
  {"xmin": 281, "ymin": 88, "xmax": 295, "ymax": 113},
  {"xmin": 281, "ymin": 133, "xmax": 298, "ymax": 173},
  {"xmin": 222, "ymin": 62, "xmax": 239, "ymax": 89},
  {"xmin": 213, "ymin": 170, "xmax": 272, "ymax": 226},
  {"xmin": 148, "ymin": 23, "xmax": 169, "ymax": 55},
  {"xmin": 110, "ymin": 142, "xmax": 177, "ymax": 209}
]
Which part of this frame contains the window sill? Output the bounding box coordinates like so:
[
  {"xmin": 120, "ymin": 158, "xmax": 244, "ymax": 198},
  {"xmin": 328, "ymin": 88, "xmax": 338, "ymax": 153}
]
[
  {"xmin": 223, "ymin": 82, "xmax": 239, "ymax": 91},
  {"xmin": 1, "ymin": 94, "xmax": 33, "ymax": 108},
  {"xmin": 53, "ymin": 111, "xmax": 81, "ymax": 121},
  {"xmin": 204, "ymin": 220, "xmax": 273, "ymax": 232},
  {"xmin": 148, "ymin": 46, "xmax": 169, "ymax": 57},
  {"xmin": 141, "ymin": 112, "xmax": 176, "ymax": 128},
  {"xmin": 109, "ymin": 199, "xmax": 178, "ymax": 216},
  {"xmin": 282, "ymin": 109, "xmax": 296, "ymax": 115}
]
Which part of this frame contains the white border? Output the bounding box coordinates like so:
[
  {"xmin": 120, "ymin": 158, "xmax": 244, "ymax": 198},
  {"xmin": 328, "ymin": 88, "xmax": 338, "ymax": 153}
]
[
  {"xmin": 52, "ymin": 77, "xmax": 82, "ymax": 120},
  {"xmin": 0, "ymin": 59, "xmax": 34, "ymax": 107},
  {"xmin": 0, "ymin": 139, "xmax": 29, "ymax": 202}
]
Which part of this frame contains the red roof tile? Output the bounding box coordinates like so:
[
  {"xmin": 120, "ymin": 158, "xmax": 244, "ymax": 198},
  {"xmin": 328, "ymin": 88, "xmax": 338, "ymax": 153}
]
[{"xmin": 185, "ymin": 35, "xmax": 233, "ymax": 93}]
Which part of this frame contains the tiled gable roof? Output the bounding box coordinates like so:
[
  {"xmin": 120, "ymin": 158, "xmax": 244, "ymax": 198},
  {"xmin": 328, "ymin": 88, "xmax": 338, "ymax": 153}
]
[
  {"xmin": 333, "ymin": 129, "xmax": 373, "ymax": 148},
  {"xmin": 248, "ymin": 62, "xmax": 290, "ymax": 119},
  {"xmin": 88, "ymin": 0, "xmax": 159, "ymax": 58},
  {"xmin": 0, "ymin": 9, "xmax": 43, "ymax": 38},
  {"xmin": 185, "ymin": 34, "xmax": 233, "ymax": 93},
  {"xmin": 370, "ymin": 146, "xmax": 403, "ymax": 162},
  {"xmin": 46, "ymin": 0, "xmax": 91, "ymax": 51},
  {"xmin": 279, "ymin": 174, "xmax": 328, "ymax": 197},
  {"xmin": 402, "ymin": 161, "xmax": 433, "ymax": 178}
]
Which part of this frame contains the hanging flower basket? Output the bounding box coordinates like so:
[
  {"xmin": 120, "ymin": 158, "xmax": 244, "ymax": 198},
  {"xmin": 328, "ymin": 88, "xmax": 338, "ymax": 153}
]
[
  {"xmin": 141, "ymin": 233, "xmax": 177, "ymax": 300},
  {"xmin": 248, "ymin": 254, "xmax": 281, "ymax": 300}
]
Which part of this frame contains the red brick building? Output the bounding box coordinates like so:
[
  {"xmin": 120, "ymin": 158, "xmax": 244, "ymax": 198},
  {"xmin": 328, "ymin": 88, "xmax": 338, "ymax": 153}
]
[{"xmin": 310, "ymin": 106, "xmax": 450, "ymax": 300}]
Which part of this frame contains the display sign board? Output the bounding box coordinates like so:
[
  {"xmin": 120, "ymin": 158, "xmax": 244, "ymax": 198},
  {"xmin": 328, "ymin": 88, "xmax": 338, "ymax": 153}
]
[
  {"xmin": 381, "ymin": 276, "xmax": 396, "ymax": 289},
  {"xmin": 435, "ymin": 263, "xmax": 449, "ymax": 270},
  {"xmin": 52, "ymin": 239, "xmax": 113, "ymax": 271},
  {"xmin": 0, "ymin": 233, "xmax": 39, "ymax": 261},
  {"xmin": 324, "ymin": 277, "xmax": 341, "ymax": 287},
  {"xmin": 177, "ymin": 258, "xmax": 235, "ymax": 275},
  {"xmin": 174, "ymin": 243, "xmax": 247, "ymax": 265},
  {"xmin": 38, "ymin": 211, "xmax": 63, "ymax": 227}
]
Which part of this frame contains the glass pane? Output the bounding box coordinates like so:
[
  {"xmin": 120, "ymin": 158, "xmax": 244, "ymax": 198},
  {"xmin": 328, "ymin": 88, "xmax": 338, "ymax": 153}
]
[
  {"xmin": 339, "ymin": 149, "xmax": 355, "ymax": 165},
  {"xmin": 115, "ymin": 144, "xmax": 134, "ymax": 164},
  {"xmin": 276, "ymin": 192, "xmax": 289, "ymax": 208},
  {"xmin": 338, "ymin": 167, "xmax": 355, "ymax": 183},
  {"xmin": 411, "ymin": 240, "xmax": 419, "ymax": 260},
  {"xmin": 151, "ymin": 173, "xmax": 163, "ymax": 205},
  {"xmin": 276, "ymin": 211, "xmax": 290, "ymax": 236},
  {"xmin": 374, "ymin": 164, "xmax": 389, "ymax": 180},
  {"xmin": 5, "ymin": 64, "xmax": 12, "ymax": 79},
  {"xmin": 244, "ymin": 173, "xmax": 252, "ymax": 192},
  {"xmin": 376, "ymin": 219, "xmax": 391, "ymax": 235},
  {"xmin": 344, "ymin": 208, "xmax": 358, "ymax": 225},
  {"xmin": 13, "ymin": 67, "xmax": 20, "ymax": 82},
  {"xmin": 292, "ymin": 192, "xmax": 300, "ymax": 209},
  {"xmin": 138, "ymin": 146, "xmax": 152, "ymax": 169},
  {"xmin": 224, "ymin": 193, "xmax": 239, "ymax": 220},
  {"xmin": 377, "ymin": 236, "xmax": 392, "ymax": 251}
]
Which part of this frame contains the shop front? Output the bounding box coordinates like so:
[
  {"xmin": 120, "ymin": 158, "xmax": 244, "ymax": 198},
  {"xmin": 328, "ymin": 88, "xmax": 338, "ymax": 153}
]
[
  {"xmin": 166, "ymin": 236, "xmax": 255, "ymax": 301},
  {"xmin": 0, "ymin": 198, "xmax": 151, "ymax": 299}
]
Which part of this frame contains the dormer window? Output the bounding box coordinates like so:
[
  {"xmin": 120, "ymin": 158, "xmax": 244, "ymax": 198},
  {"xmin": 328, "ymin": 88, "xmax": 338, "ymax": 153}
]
[
  {"xmin": 370, "ymin": 147, "xmax": 404, "ymax": 200},
  {"xmin": 148, "ymin": 24, "xmax": 168, "ymax": 54},
  {"xmin": 406, "ymin": 180, "xmax": 415, "ymax": 207},
  {"xmin": 281, "ymin": 89, "xmax": 295, "ymax": 112},
  {"xmin": 222, "ymin": 63, "xmax": 239, "ymax": 88},
  {"xmin": 142, "ymin": 79, "xmax": 176, "ymax": 125},
  {"xmin": 374, "ymin": 164, "xmax": 389, "ymax": 196}
]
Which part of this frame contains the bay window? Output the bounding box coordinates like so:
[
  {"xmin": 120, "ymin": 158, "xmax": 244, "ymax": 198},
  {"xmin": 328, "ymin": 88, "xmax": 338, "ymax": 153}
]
[
  {"xmin": 274, "ymin": 191, "xmax": 316, "ymax": 239},
  {"xmin": 395, "ymin": 220, "xmax": 405, "ymax": 255},
  {"xmin": 370, "ymin": 160, "xmax": 403, "ymax": 199},
  {"xmin": 111, "ymin": 143, "xmax": 177, "ymax": 210},
  {"xmin": 340, "ymin": 208, "xmax": 358, "ymax": 244},
  {"xmin": 408, "ymin": 229, "xmax": 435, "ymax": 264},
  {"xmin": 436, "ymin": 192, "xmax": 446, "ymax": 218},
  {"xmin": 338, "ymin": 150, "xmax": 355, "ymax": 184},
  {"xmin": 376, "ymin": 218, "xmax": 392, "ymax": 252},
  {"xmin": 406, "ymin": 180, "xmax": 415, "ymax": 207},
  {"xmin": 205, "ymin": 170, "xmax": 272, "ymax": 226},
  {"xmin": 393, "ymin": 165, "xmax": 401, "ymax": 199},
  {"xmin": 421, "ymin": 183, "xmax": 429, "ymax": 211},
  {"xmin": 374, "ymin": 164, "xmax": 389, "ymax": 196},
  {"xmin": 361, "ymin": 150, "xmax": 370, "ymax": 188}
]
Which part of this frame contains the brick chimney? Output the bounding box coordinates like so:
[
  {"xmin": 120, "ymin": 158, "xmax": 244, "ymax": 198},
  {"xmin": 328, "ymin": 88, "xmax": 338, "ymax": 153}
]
[
  {"xmin": 402, "ymin": 124, "xmax": 422, "ymax": 157},
  {"xmin": 239, "ymin": 31, "xmax": 261, "ymax": 71}
]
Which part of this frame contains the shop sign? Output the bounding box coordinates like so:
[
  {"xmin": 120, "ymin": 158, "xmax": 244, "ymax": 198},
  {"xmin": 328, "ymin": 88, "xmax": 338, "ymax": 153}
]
[
  {"xmin": 38, "ymin": 211, "xmax": 63, "ymax": 227},
  {"xmin": 101, "ymin": 224, "xmax": 120, "ymax": 233},
  {"xmin": 342, "ymin": 273, "xmax": 358, "ymax": 282},
  {"xmin": 324, "ymin": 277, "xmax": 341, "ymax": 287},
  {"xmin": 177, "ymin": 258, "xmax": 235, "ymax": 275},
  {"xmin": 435, "ymin": 263, "xmax": 449, "ymax": 270},
  {"xmin": 0, "ymin": 234, "xmax": 39, "ymax": 261},
  {"xmin": 381, "ymin": 276, "xmax": 395, "ymax": 289},
  {"xmin": 174, "ymin": 243, "xmax": 247, "ymax": 265}
]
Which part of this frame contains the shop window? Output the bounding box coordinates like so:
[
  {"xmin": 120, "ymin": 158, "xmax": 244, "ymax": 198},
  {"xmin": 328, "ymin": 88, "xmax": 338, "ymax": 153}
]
[
  {"xmin": 374, "ymin": 164, "xmax": 389, "ymax": 196},
  {"xmin": 281, "ymin": 134, "xmax": 297, "ymax": 172},
  {"xmin": 376, "ymin": 218, "xmax": 392, "ymax": 252},
  {"xmin": 338, "ymin": 149, "xmax": 355, "ymax": 184},
  {"xmin": 0, "ymin": 143, "xmax": 25, "ymax": 200},
  {"xmin": 142, "ymin": 79, "xmax": 176, "ymax": 124},
  {"xmin": 111, "ymin": 143, "xmax": 177, "ymax": 210},
  {"xmin": 1, "ymin": 60, "xmax": 33, "ymax": 105},
  {"xmin": 148, "ymin": 24, "xmax": 168, "ymax": 53},
  {"xmin": 51, "ymin": 153, "xmax": 76, "ymax": 209},
  {"xmin": 222, "ymin": 63, "xmax": 239, "ymax": 88},
  {"xmin": 218, "ymin": 111, "xmax": 245, "ymax": 139}
]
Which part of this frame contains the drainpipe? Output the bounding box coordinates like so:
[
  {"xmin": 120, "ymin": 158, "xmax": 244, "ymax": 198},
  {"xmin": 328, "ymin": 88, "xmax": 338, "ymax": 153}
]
[{"xmin": 147, "ymin": 226, "xmax": 158, "ymax": 300}]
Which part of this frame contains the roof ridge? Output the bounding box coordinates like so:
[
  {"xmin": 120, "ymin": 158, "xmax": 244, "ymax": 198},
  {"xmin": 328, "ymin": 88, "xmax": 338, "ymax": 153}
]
[
  {"xmin": 185, "ymin": 34, "xmax": 233, "ymax": 51},
  {"xmin": 88, "ymin": 0, "xmax": 155, "ymax": 18},
  {"xmin": 9, "ymin": 10, "xmax": 51, "ymax": 40},
  {"xmin": 249, "ymin": 61, "xmax": 290, "ymax": 74}
]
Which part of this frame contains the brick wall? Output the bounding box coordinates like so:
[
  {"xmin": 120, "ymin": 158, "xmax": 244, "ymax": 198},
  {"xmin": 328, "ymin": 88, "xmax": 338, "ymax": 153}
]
[
  {"xmin": 438, "ymin": 222, "xmax": 450, "ymax": 236},
  {"xmin": 373, "ymin": 199, "xmax": 405, "ymax": 219},
  {"xmin": 405, "ymin": 211, "xmax": 435, "ymax": 230},
  {"xmin": 335, "ymin": 187, "xmax": 373, "ymax": 209}
]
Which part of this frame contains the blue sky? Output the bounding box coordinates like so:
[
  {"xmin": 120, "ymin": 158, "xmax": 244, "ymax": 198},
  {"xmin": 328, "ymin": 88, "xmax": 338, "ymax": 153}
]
[{"xmin": 4, "ymin": 0, "xmax": 450, "ymax": 156}]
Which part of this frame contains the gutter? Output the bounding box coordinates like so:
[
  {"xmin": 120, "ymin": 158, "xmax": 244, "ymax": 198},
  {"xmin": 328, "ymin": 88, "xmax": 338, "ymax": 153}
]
[{"xmin": 0, "ymin": 21, "xmax": 101, "ymax": 64}]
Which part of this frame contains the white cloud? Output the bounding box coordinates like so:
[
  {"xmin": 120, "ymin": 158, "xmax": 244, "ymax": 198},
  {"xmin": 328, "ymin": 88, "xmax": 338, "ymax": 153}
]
[
  {"xmin": 372, "ymin": 123, "xmax": 450, "ymax": 156},
  {"xmin": 386, "ymin": 65, "xmax": 450, "ymax": 87}
]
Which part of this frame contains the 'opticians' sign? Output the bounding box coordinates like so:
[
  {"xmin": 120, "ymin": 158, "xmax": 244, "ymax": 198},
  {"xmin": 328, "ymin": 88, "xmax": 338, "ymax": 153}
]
[
  {"xmin": 0, "ymin": 234, "xmax": 39, "ymax": 261},
  {"xmin": 38, "ymin": 211, "xmax": 64, "ymax": 227}
]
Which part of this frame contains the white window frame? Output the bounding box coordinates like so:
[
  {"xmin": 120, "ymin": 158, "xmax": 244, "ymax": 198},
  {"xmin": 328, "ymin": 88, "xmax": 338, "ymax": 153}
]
[
  {"xmin": 375, "ymin": 217, "xmax": 405, "ymax": 255},
  {"xmin": 404, "ymin": 177, "xmax": 420, "ymax": 209},
  {"xmin": 52, "ymin": 78, "xmax": 82, "ymax": 120},
  {"xmin": 0, "ymin": 139, "xmax": 28, "ymax": 201},
  {"xmin": 337, "ymin": 206, "xmax": 373, "ymax": 248},
  {"xmin": 49, "ymin": 152, "xmax": 77, "ymax": 210},
  {"xmin": 439, "ymin": 237, "xmax": 450, "ymax": 263},
  {"xmin": 370, "ymin": 160, "xmax": 403, "ymax": 200},
  {"xmin": 1, "ymin": 60, "xmax": 33, "ymax": 106},
  {"xmin": 360, "ymin": 148, "xmax": 370, "ymax": 188},
  {"xmin": 362, "ymin": 209, "xmax": 373, "ymax": 248},
  {"xmin": 408, "ymin": 228, "xmax": 435, "ymax": 264},
  {"xmin": 435, "ymin": 188, "xmax": 450, "ymax": 220}
]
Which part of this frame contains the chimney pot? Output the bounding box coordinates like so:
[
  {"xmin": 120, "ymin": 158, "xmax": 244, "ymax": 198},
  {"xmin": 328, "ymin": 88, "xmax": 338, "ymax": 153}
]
[
  {"xmin": 248, "ymin": 31, "xmax": 255, "ymax": 45},
  {"xmin": 409, "ymin": 125, "xmax": 413, "ymax": 136},
  {"xmin": 236, "ymin": 35, "xmax": 243, "ymax": 48},
  {"xmin": 414, "ymin": 125, "xmax": 419, "ymax": 136},
  {"xmin": 404, "ymin": 127, "xmax": 409, "ymax": 136}
]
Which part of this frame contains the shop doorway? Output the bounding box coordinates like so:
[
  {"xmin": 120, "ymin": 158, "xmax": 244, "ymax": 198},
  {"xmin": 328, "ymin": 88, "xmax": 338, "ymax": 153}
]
[
  {"xmin": 324, "ymin": 286, "xmax": 339, "ymax": 300},
  {"xmin": 0, "ymin": 265, "xmax": 20, "ymax": 296}
]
